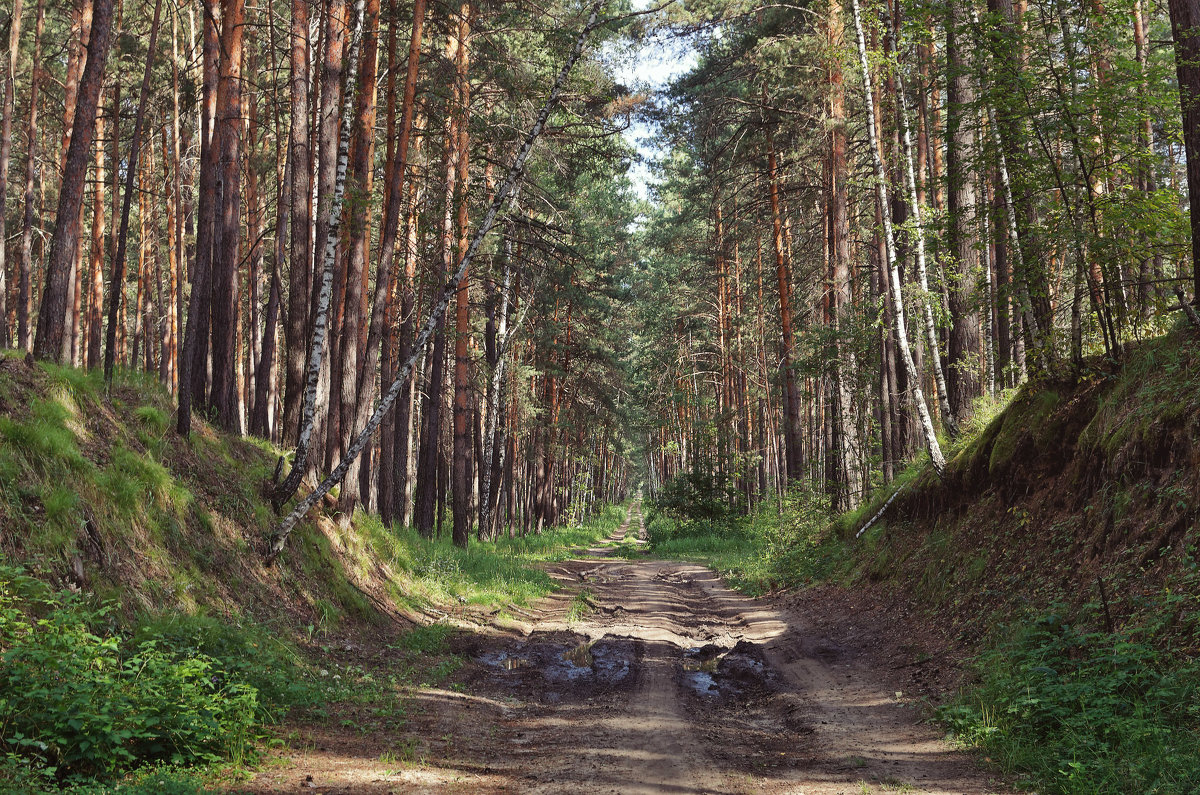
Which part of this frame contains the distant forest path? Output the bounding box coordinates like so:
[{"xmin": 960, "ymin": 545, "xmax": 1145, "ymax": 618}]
[{"xmin": 237, "ymin": 504, "xmax": 1008, "ymax": 794}]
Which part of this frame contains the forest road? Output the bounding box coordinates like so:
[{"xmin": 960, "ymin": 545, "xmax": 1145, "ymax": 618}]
[{"xmin": 239, "ymin": 504, "xmax": 1010, "ymax": 794}]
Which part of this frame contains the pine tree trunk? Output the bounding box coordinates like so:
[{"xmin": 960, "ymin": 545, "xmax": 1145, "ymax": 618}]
[
  {"xmin": 764, "ymin": 125, "xmax": 802, "ymax": 484},
  {"xmin": 827, "ymin": 0, "xmax": 863, "ymax": 510},
  {"xmin": 944, "ymin": 0, "xmax": 982, "ymax": 423},
  {"xmin": 33, "ymin": 0, "xmax": 112, "ymax": 363},
  {"xmin": 208, "ymin": 0, "xmax": 245, "ymax": 432},
  {"xmin": 282, "ymin": 0, "xmax": 312, "ymax": 446},
  {"xmin": 85, "ymin": 107, "xmax": 106, "ymax": 370},
  {"xmin": 415, "ymin": 19, "xmax": 463, "ymax": 538},
  {"xmin": 1169, "ymin": 0, "xmax": 1200, "ymax": 302},
  {"xmin": 178, "ymin": 0, "xmax": 219, "ymax": 435},
  {"xmin": 451, "ymin": 1, "xmax": 473, "ymax": 548},
  {"xmin": 0, "ymin": 0, "xmax": 24, "ymax": 346},
  {"xmin": 333, "ymin": 0, "xmax": 380, "ymax": 518},
  {"xmin": 160, "ymin": 124, "xmax": 179, "ymax": 392}
]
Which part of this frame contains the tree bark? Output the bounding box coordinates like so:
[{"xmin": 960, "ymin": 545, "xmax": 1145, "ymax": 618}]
[
  {"xmin": 33, "ymin": 0, "xmax": 113, "ymax": 363},
  {"xmin": 764, "ymin": 122, "xmax": 802, "ymax": 484},
  {"xmin": 282, "ymin": 0, "xmax": 312, "ymax": 445},
  {"xmin": 945, "ymin": 0, "xmax": 982, "ymax": 425},
  {"xmin": 334, "ymin": 0, "xmax": 380, "ymax": 518},
  {"xmin": 415, "ymin": 17, "xmax": 463, "ymax": 538},
  {"xmin": 177, "ymin": 0, "xmax": 220, "ymax": 435},
  {"xmin": 0, "ymin": 0, "xmax": 24, "ymax": 347},
  {"xmin": 208, "ymin": 0, "xmax": 245, "ymax": 432},
  {"xmin": 85, "ymin": 107, "xmax": 105, "ymax": 370},
  {"xmin": 1169, "ymin": 0, "xmax": 1200, "ymax": 302},
  {"xmin": 452, "ymin": 1, "xmax": 473, "ymax": 548},
  {"xmin": 17, "ymin": 0, "xmax": 44, "ymax": 353},
  {"xmin": 850, "ymin": 0, "xmax": 946, "ymax": 474},
  {"xmin": 826, "ymin": 0, "xmax": 862, "ymax": 511}
]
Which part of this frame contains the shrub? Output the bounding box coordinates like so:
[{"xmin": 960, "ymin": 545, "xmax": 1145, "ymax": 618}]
[
  {"xmin": 649, "ymin": 470, "xmax": 740, "ymax": 521},
  {"xmin": 0, "ymin": 568, "xmax": 275, "ymax": 782},
  {"xmin": 940, "ymin": 612, "xmax": 1200, "ymax": 794}
]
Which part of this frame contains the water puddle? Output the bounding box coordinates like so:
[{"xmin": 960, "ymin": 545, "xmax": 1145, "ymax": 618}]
[
  {"xmin": 681, "ymin": 641, "xmax": 774, "ymax": 698},
  {"xmin": 478, "ymin": 651, "xmax": 530, "ymax": 670},
  {"xmin": 686, "ymin": 671, "xmax": 720, "ymax": 695},
  {"xmin": 562, "ymin": 642, "xmax": 594, "ymax": 668},
  {"xmin": 478, "ymin": 638, "xmax": 634, "ymax": 689}
]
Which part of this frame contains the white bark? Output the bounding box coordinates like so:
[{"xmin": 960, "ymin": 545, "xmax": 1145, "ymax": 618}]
[
  {"xmin": 850, "ymin": 0, "xmax": 946, "ymax": 474},
  {"xmin": 274, "ymin": 0, "xmax": 366, "ymax": 505},
  {"xmin": 890, "ymin": 39, "xmax": 955, "ymax": 431},
  {"xmin": 970, "ymin": 6, "xmax": 1044, "ymax": 363},
  {"xmin": 267, "ymin": 0, "xmax": 607, "ymax": 560}
]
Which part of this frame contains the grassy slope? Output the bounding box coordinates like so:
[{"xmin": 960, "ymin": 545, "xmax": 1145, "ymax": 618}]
[
  {"xmin": 0, "ymin": 354, "xmax": 626, "ymax": 790},
  {"xmin": 645, "ymin": 328, "xmax": 1200, "ymax": 794}
]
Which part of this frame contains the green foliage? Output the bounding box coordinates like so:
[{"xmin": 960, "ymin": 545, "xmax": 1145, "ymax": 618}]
[
  {"xmin": 940, "ymin": 612, "xmax": 1200, "ymax": 794},
  {"xmin": 0, "ymin": 567, "xmax": 312, "ymax": 784},
  {"xmin": 649, "ymin": 470, "xmax": 740, "ymax": 521},
  {"xmin": 132, "ymin": 615, "xmax": 315, "ymax": 720},
  {"xmin": 646, "ymin": 490, "xmax": 845, "ymax": 595},
  {"xmin": 0, "ymin": 573, "xmax": 253, "ymax": 780}
]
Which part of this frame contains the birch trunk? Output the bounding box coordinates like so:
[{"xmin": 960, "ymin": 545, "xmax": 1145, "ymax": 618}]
[
  {"xmin": 887, "ymin": 23, "xmax": 955, "ymax": 431},
  {"xmin": 849, "ymin": 0, "xmax": 946, "ymax": 474},
  {"xmin": 273, "ymin": 0, "xmax": 367, "ymax": 506},
  {"xmin": 267, "ymin": 0, "xmax": 607, "ymax": 560}
]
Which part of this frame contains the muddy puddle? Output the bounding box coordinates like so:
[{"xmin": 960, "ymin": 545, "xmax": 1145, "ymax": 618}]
[
  {"xmin": 475, "ymin": 635, "xmax": 637, "ymax": 701},
  {"xmin": 679, "ymin": 640, "xmax": 776, "ymax": 698}
]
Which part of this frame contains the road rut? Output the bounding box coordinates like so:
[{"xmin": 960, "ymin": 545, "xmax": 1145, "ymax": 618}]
[{"xmin": 239, "ymin": 504, "xmax": 1009, "ymax": 794}]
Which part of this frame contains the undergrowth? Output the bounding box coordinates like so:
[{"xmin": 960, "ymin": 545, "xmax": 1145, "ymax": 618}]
[
  {"xmin": 645, "ymin": 487, "xmax": 847, "ymax": 595},
  {"xmin": 0, "ymin": 565, "xmax": 317, "ymax": 789},
  {"xmin": 941, "ymin": 602, "xmax": 1200, "ymax": 794}
]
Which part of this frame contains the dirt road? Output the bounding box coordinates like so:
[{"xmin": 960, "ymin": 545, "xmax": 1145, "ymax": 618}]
[{"xmin": 241, "ymin": 505, "xmax": 1008, "ymax": 794}]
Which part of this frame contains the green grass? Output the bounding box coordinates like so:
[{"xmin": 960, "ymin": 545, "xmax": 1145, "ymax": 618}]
[
  {"xmin": 645, "ymin": 490, "xmax": 848, "ymax": 596},
  {"xmin": 352, "ymin": 503, "xmax": 628, "ymax": 611},
  {"xmin": 567, "ymin": 588, "xmax": 595, "ymax": 622}
]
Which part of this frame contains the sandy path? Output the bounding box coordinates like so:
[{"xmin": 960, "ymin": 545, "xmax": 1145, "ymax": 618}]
[{"xmin": 235, "ymin": 504, "xmax": 1009, "ymax": 794}]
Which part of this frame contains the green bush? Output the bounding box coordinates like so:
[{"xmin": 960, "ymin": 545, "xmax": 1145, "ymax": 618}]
[
  {"xmin": 649, "ymin": 470, "xmax": 740, "ymax": 521},
  {"xmin": 133, "ymin": 615, "xmax": 315, "ymax": 720},
  {"xmin": 645, "ymin": 489, "xmax": 843, "ymax": 594},
  {"xmin": 940, "ymin": 612, "xmax": 1200, "ymax": 794},
  {"xmin": 0, "ymin": 568, "xmax": 285, "ymax": 783}
]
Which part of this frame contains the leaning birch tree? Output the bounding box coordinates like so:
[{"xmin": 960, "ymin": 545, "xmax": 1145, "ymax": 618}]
[
  {"xmin": 271, "ymin": 0, "xmax": 368, "ymax": 508},
  {"xmin": 266, "ymin": 0, "xmax": 608, "ymax": 561},
  {"xmin": 850, "ymin": 0, "xmax": 946, "ymax": 474}
]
